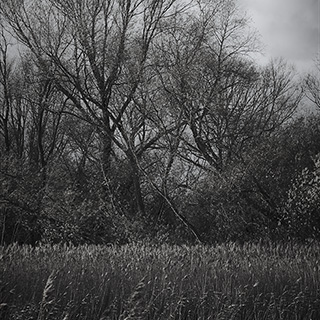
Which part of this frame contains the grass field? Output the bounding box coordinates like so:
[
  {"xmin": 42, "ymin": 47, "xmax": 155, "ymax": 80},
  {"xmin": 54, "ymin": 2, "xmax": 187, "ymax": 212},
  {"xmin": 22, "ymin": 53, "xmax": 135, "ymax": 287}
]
[{"xmin": 1, "ymin": 242, "xmax": 319, "ymax": 319}]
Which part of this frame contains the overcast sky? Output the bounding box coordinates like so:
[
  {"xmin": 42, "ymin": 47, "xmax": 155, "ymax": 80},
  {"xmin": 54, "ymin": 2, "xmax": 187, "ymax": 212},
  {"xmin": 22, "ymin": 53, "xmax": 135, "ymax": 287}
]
[{"xmin": 237, "ymin": 0, "xmax": 319, "ymax": 74}]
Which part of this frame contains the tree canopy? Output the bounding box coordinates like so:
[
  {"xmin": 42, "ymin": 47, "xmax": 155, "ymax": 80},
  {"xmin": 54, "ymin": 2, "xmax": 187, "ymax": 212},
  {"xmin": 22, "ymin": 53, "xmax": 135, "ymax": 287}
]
[{"xmin": 0, "ymin": 0, "xmax": 318, "ymax": 245}]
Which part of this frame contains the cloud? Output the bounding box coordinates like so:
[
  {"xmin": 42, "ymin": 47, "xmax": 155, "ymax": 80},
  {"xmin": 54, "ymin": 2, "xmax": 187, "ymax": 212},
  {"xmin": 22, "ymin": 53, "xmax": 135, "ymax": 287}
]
[{"xmin": 237, "ymin": 0, "xmax": 319, "ymax": 71}]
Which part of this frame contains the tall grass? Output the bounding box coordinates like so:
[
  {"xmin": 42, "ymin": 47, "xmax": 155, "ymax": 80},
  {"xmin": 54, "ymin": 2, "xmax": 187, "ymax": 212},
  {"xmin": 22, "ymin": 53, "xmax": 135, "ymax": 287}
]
[{"xmin": 1, "ymin": 242, "xmax": 319, "ymax": 319}]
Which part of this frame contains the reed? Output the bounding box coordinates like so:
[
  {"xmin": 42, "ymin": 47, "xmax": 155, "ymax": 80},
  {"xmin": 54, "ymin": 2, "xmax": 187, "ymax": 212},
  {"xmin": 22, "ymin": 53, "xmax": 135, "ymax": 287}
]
[{"xmin": 1, "ymin": 242, "xmax": 319, "ymax": 319}]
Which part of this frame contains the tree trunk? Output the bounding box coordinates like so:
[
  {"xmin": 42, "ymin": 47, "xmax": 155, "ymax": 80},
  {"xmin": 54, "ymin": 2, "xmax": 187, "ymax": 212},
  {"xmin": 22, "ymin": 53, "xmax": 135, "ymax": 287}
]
[
  {"xmin": 132, "ymin": 164, "xmax": 145, "ymax": 215},
  {"xmin": 101, "ymin": 110, "xmax": 113, "ymax": 177},
  {"xmin": 127, "ymin": 153, "xmax": 145, "ymax": 215}
]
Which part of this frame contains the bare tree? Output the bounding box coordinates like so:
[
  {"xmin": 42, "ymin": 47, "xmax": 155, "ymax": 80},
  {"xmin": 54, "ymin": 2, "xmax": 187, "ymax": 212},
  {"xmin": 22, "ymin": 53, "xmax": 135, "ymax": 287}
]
[
  {"xmin": 0, "ymin": 35, "xmax": 68, "ymax": 243},
  {"xmin": 155, "ymin": 0, "xmax": 301, "ymax": 172},
  {"xmin": 305, "ymin": 57, "xmax": 320, "ymax": 109},
  {"xmin": 0, "ymin": 28, "xmax": 19, "ymax": 155},
  {"xmin": 0, "ymin": 0, "xmax": 192, "ymax": 219},
  {"xmin": 0, "ymin": 0, "xmax": 182, "ymax": 172}
]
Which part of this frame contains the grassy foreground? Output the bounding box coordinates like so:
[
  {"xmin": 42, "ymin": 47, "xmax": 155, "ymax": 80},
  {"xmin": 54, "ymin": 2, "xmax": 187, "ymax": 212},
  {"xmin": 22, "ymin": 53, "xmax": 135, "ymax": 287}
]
[{"xmin": 0, "ymin": 242, "xmax": 319, "ymax": 319}]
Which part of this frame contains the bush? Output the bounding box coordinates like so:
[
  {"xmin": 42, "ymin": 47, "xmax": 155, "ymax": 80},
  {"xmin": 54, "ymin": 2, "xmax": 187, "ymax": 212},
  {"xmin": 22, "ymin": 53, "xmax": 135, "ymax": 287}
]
[{"xmin": 282, "ymin": 154, "xmax": 320, "ymax": 240}]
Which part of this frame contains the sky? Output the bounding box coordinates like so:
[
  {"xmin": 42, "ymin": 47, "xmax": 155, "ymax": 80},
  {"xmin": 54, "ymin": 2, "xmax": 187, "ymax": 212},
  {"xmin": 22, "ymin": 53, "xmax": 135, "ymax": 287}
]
[
  {"xmin": 237, "ymin": 0, "xmax": 320, "ymax": 74},
  {"xmin": 3, "ymin": 0, "xmax": 319, "ymax": 75}
]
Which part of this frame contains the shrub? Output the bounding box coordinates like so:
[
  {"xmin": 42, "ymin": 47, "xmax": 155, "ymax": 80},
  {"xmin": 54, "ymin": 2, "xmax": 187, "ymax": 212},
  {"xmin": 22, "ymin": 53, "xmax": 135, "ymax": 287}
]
[{"xmin": 282, "ymin": 154, "xmax": 320, "ymax": 240}]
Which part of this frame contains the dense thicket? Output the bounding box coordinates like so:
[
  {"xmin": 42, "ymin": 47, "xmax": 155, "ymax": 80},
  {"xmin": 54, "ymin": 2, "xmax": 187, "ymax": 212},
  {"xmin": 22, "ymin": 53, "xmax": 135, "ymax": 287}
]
[{"xmin": 0, "ymin": 0, "xmax": 319, "ymax": 245}]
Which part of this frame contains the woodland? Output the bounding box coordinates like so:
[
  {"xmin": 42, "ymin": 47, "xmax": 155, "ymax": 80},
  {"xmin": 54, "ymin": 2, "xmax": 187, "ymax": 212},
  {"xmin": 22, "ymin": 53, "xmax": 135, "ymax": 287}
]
[{"xmin": 1, "ymin": 0, "xmax": 320, "ymax": 246}]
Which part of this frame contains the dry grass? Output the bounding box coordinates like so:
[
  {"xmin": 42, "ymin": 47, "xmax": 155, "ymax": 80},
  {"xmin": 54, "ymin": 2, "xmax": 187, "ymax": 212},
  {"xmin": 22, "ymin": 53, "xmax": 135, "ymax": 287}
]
[{"xmin": 0, "ymin": 241, "xmax": 319, "ymax": 319}]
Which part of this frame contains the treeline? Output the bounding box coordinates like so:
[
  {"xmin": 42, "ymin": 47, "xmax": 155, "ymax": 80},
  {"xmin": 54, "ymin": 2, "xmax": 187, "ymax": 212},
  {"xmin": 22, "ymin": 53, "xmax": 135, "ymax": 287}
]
[{"xmin": 0, "ymin": 0, "xmax": 319, "ymax": 245}]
